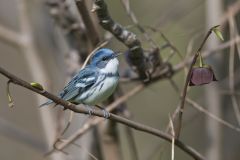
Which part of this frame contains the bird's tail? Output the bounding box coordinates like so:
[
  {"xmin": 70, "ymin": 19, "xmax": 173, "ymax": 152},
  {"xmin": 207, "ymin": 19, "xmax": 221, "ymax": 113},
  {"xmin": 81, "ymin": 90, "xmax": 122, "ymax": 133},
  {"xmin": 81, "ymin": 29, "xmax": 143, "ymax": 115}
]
[{"xmin": 39, "ymin": 100, "xmax": 54, "ymax": 107}]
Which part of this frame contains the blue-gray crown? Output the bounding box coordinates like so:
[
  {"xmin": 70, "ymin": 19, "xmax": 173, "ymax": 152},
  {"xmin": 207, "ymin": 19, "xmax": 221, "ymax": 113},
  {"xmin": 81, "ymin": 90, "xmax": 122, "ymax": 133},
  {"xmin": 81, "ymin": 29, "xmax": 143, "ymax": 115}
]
[{"xmin": 90, "ymin": 48, "xmax": 116, "ymax": 68}]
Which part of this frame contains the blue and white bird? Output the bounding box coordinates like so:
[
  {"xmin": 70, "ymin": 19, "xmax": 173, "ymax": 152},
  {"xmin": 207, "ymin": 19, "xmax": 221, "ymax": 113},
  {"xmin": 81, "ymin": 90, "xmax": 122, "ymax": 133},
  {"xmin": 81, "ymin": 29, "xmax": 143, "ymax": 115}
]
[{"xmin": 40, "ymin": 48, "xmax": 120, "ymax": 115}]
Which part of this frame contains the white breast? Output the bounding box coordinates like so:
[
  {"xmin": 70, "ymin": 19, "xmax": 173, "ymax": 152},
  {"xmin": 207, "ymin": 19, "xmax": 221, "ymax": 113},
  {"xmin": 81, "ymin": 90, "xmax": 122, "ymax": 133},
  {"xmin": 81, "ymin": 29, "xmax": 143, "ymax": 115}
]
[
  {"xmin": 74, "ymin": 57, "xmax": 119, "ymax": 105},
  {"xmin": 100, "ymin": 58, "xmax": 119, "ymax": 74},
  {"xmin": 79, "ymin": 75, "xmax": 119, "ymax": 105}
]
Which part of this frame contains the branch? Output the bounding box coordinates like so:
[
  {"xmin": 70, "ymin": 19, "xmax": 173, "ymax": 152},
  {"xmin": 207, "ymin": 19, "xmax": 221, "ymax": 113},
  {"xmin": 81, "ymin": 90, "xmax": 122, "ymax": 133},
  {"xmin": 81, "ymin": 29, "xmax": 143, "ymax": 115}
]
[
  {"xmin": 0, "ymin": 66, "xmax": 205, "ymax": 160},
  {"xmin": 175, "ymin": 26, "xmax": 219, "ymax": 138},
  {"xmin": 186, "ymin": 97, "xmax": 240, "ymax": 132},
  {"xmin": 120, "ymin": 0, "xmax": 158, "ymax": 48},
  {"xmin": 121, "ymin": 36, "xmax": 240, "ymax": 85},
  {"xmin": 75, "ymin": 0, "xmax": 101, "ymax": 46},
  {"xmin": 168, "ymin": 75, "xmax": 240, "ymax": 133},
  {"xmin": 93, "ymin": 0, "xmax": 148, "ymax": 80},
  {"xmin": 45, "ymin": 84, "xmax": 143, "ymax": 156},
  {"xmin": 47, "ymin": 0, "xmax": 90, "ymax": 59},
  {"xmin": 228, "ymin": 13, "xmax": 240, "ymax": 125},
  {"xmin": 173, "ymin": 36, "xmax": 240, "ymax": 73},
  {"xmin": 219, "ymin": 1, "xmax": 240, "ymax": 26}
]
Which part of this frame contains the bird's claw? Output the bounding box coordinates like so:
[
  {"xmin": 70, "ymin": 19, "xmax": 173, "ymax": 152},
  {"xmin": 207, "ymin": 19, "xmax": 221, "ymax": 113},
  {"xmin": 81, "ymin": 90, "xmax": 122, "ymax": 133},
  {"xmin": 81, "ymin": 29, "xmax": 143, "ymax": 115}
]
[
  {"xmin": 102, "ymin": 109, "xmax": 110, "ymax": 119},
  {"xmin": 86, "ymin": 106, "xmax": 94, "ymax": 117},
  {"xmin": 86, "ymin": 105, "xmax": 110, "ymax": 118}
]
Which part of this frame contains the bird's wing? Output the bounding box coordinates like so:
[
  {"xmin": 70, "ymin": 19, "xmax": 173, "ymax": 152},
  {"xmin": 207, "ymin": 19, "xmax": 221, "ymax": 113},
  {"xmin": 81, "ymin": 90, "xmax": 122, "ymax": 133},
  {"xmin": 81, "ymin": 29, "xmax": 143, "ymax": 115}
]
[
  {"xmin": 39, "ymin": 67, "xmax": 98, "ymax": 107},
  {"xmin": 59, "ymin": 66, "xmax": 98, "ymax": 102}
]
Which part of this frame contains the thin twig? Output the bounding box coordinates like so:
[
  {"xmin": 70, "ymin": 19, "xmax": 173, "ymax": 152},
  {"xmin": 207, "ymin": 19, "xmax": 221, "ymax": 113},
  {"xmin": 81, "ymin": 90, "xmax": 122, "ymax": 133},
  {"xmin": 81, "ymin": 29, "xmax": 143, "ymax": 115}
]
[
  {"xmin": 150, "ymin": 26, "xmax": 183, "ymax": 58},
  {"xmin": 169, "ymin": 116, "xmax": 175, "ymax": 160},
  {"xmin": 168, "ymin": 79, "xmax": 240, "ymax": 133},
  {"xmin": 220, "ymin": 90, "xmax": 240, "ymax": 96},
  {"xmin": 186, "ymin": 98, "xmax": 240, "ymax": 132},
  {"xmin": 121, "ymin": 36, "xmax": 240, "ymax": 85},
  {"xmin": 82, "ymin": 41, "xmax": 109, "ymax": 67},
  {"xmin": 93, "ymin": 0, "xmax": 148, "ymax": 80},
  {"xmin": 47, "ymin": 84, "xmax": 144, "ymax": 155},
  {"xmin": 75, "ymin": 0, "xmax": 100, "ymax": 46},
  {"xmin": 173, "ymin": 36, "xmax": 240, "ymax": 73},
  {"xmin": 120, "ymin": 0, "xmax": 158, "ymax": 48},
  {"xmin": 220, "ymin": 1, "xmax": 240, "ymax": 27},
  {"xmin": 175, "ymin": 25, "xmax": 219, "ymax": 138},
  {"xmin": 228, "ymin": 14, "xmax": 240, "ymax": 125},
  {"xmin": 229, "ymin": 12, "xmax": 240, "ymax": 56},
  {"xmin": 17, "ymin": 2, "xmax": 66, "ymax": 160},
  {"xmin": 0, "ymin": 66, "xmax": 205, "ymax": 160},
  {"xmin": 122, "ymin": 110, "xmax": 139, "ymax": 160},
  {"xmin": 115, "ymin": 87, "xmax": 139, "ymax": 160},
  {"xmin": 64, "ymin": 139, "xmax": 99, "ymax": 160}
]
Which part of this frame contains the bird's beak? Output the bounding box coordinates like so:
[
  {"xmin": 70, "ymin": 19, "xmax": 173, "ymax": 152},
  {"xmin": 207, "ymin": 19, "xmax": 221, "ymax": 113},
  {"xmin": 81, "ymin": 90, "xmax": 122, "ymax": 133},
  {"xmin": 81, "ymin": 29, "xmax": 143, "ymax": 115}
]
[{"xmin": 115, "ymin": 52, "xmax": 123, "ymax": 57}]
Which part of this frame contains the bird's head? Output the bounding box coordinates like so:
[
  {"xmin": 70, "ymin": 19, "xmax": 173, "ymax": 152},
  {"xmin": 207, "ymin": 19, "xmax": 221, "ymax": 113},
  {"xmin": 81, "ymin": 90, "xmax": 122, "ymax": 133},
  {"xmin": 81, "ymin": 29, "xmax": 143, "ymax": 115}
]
[{"xmin": 90, "ymin": 48, "xmax": 120, "ymax": 74}]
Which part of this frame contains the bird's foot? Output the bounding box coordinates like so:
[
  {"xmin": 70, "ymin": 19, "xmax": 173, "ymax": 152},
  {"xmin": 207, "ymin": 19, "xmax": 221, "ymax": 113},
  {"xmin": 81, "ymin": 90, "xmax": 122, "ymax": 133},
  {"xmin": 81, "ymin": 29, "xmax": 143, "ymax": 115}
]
[
  {"xmin": 95, "ymin": 105, "xmax": 110, "ymax": 119},
  {"xmin": 86, "ymin": 105, "xmax": 94, "ymax": 117},
  {"xmin": 102, "ymin": 109, "xmax": 110, "ymax": 119}
]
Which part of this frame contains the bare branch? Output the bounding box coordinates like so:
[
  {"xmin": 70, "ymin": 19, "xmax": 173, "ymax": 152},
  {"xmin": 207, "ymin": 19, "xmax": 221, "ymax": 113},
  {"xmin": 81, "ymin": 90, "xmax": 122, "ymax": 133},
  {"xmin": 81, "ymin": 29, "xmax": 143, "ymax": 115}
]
[
  {"xmin": 168, "ymin": 79, "xmax": 240, "ymax": 133},
  {"xmin": 228, "ymin": 14, "xmax": 240, "ymax": 125},
  {"xmin": 169, "ymin": 116, "xmax": 175, "ymax": 160},
  {"xmin": 71, "ymin": 142, "xmax": 99, "ymax": 160},
  {"xmin": 220, "ymin": 1, "xmax": 240, "ymax": 26},
  {"xmin": 75, "ymin": 0, "xmax": 101, "ymax": 46},
  {"xmin": 173, "ymin": 36, "xmax": 240, "ymax": 73},
  {"xmin": 175, "ymin": 26, "xmax": 219, "ymax": 138},
  {"xmin": 120, "ymin": 0, "xmax": 158, "ymax": 48},
  {"xmin": 82, "ymin": 41, "xmax": 109, "ymax": 67},
  {"xmin": 0, "ymin": 66, "xmax": 206, "ymax": 160},
  {"xmin": 121, "ymin": 37, "xmax": 240, "ymax": 85},
  {"xmin": 16, "ymin": 1, "xmax": 65, "ymax": 160},
  {"xmin": 122, "ymin": 110, "xmax": 139, "ymax": 160},
  {"xmin": 46, "ymin": 84, "xmax": 144, "ymax": 155},
  {"xmin": 186, "ymin": 98, "xmax": 240, "ymax": 132}
]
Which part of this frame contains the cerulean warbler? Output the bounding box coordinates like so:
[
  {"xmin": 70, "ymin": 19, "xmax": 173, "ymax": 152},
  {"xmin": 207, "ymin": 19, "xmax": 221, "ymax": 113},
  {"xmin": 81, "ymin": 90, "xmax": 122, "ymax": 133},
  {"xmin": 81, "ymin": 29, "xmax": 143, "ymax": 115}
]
[{"xmin": 40, "ymin": 48, "xmax": 120, "ymax": 116}]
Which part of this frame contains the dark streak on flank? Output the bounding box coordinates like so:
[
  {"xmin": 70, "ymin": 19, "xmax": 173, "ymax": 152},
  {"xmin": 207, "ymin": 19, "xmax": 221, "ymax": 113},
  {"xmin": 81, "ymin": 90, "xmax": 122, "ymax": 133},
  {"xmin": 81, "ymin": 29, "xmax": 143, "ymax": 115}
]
[{"xmin": 99, "ymin": 82, "xmax": 104, "ymax": 91}]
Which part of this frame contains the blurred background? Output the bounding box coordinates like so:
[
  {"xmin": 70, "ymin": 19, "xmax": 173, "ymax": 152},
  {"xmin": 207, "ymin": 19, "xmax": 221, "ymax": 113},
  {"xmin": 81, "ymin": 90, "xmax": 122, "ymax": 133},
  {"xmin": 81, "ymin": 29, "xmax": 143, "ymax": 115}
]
[{"xmin": 0, "ymin": 0, "xmax": 239, "ymax": 160}]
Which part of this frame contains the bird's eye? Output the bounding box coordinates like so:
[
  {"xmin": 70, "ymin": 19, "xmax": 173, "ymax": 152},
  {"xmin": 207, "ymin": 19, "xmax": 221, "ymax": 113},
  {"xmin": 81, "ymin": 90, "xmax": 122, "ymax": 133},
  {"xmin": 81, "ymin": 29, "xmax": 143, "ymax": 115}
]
[{"xmin": 102, "ymin": 57, "xmax": 108, "ymax": 61}]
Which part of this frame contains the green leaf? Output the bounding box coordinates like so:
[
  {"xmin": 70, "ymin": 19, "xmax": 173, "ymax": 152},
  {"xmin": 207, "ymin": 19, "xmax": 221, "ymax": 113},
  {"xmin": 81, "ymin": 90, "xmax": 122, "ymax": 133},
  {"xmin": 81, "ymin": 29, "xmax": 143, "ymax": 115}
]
[
  {"xmin": 213, "ymin": 27, "xmax": 224, "ymax": 41},
  {"xmin": 6, "ymin": 81, "xmax": 14, "ymax": 108},
  {"xmin": 7, "ymin": 94, "xmax": 14, "ymax": 108},
  {"xmin": 30, "ymin": 82, "xmax": 44, "ymax": 91}
]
